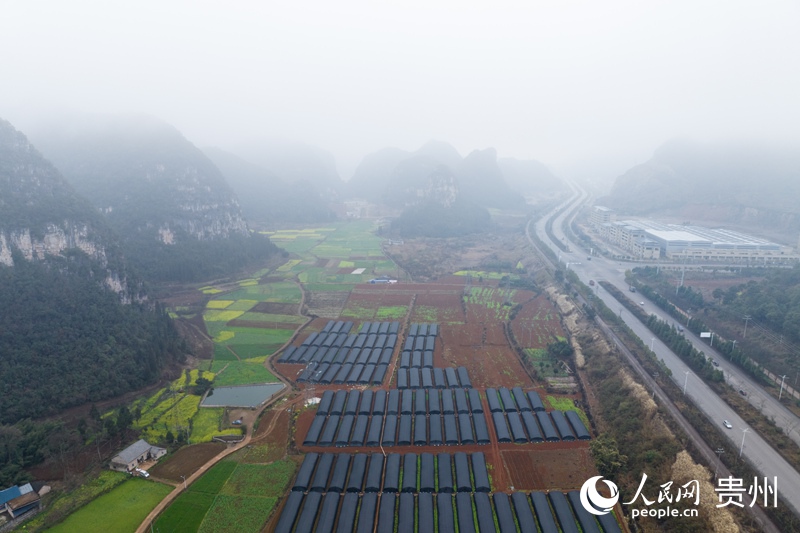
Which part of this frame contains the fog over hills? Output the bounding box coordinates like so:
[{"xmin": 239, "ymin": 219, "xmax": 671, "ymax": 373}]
[
  {"xmin": 204, "ymin": 146, "xmax": 336, "ymax": 225},
  {"xmin": 599, "ymin": 140, "xmax": 800, "ymax": 239},
  {"xmin": 232, "ymin": 140, "xmax": 344, "ymax": 195},
  {"xmin": 348, "ymin": 140, "xmax": 559, "ymax": 209},
  {"xmin": 0, "ymin": 118, "xmax": 134, "ymax": 293},
  {"xmin": 29, "ymin": 114, "xmax": 249, "ymax": 242},
  {"xmin": 27, "ymin": 113, "xmax": 278, "ymax": 281}
]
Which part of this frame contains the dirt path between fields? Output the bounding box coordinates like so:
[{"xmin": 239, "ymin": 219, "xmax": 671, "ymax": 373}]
[{"xmin": 135, "ymin": 391, "xmax": 302, "ymax": 533}]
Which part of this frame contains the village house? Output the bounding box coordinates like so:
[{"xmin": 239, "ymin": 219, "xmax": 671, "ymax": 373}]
[{"xmin": 110, "ymin": 439, "xmax": 167, "ymax": 472}]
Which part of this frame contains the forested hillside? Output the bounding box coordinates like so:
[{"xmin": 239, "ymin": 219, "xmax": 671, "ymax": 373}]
[
  {"xmin": 30, "ymin": 114, "xmax": 280, "ymax": 281},
  {"xmin": 0, "ymin": 253, "xmax": 185, "ymax": 423},
  {"xmin": 0, "ymin": 118, "xmax": 187, "ymax": 486},
  {"xmin": 391, "ymin": 199, "xmax": 491, "ymax": 237}
]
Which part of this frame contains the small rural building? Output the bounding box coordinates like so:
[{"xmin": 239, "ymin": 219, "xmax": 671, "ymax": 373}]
[
  {"xmin": 6, "ymin": 491, "xmax": 40, "ymax": 518},
  {"xmin": 110, "ymin": 439, "xmax": 167, "ymax": 472},
  {"xmin": 0, "ymin": 483, "xmax": 40, "ymax": 519}
]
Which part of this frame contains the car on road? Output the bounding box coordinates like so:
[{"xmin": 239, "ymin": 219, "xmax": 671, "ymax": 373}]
[
  {"xmin": 712, "ymin": 359, "xmax": 719, "ymax": 366},
  {"xmin": 639, "ymin": 302, "xmax": 645, "ymax": 306},
  {"xmin": 723, "ymin": 420, "xmax": 733, "ymax": 429},
  {"xmin": 739, "ymin": 389, "xmax": 747, "ymax": 396}
]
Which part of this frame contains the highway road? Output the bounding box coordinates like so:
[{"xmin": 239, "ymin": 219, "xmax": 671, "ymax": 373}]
[{"xmin": 532, "ymin": 186, "xmax": 800, "ymax": 517}]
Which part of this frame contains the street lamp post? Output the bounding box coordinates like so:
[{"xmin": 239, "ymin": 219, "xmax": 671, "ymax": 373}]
[
  {"xmin": 650, "ymin": 337, "xmax": 656, "ymax": 351},
  {"xmin": 740, "ymin": 428, "xmax": 750, "ymax": 458},
  {"xmin": 683, "ymin": 371, "xmax": 691, "ymax": 395},
  {"xmin": 779, "ymin": 375, "xmax": 788, "ymax": 401}
]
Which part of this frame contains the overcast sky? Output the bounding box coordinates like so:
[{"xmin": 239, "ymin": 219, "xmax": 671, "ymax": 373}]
[{"xmin": 2, "ymin": 1, "xmax": 798, "ymax": 180}]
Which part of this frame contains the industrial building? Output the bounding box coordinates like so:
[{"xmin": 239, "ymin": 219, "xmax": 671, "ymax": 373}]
[{"xmin": 590, "ymin": 206, "xmax": 797, "ymax": 263}]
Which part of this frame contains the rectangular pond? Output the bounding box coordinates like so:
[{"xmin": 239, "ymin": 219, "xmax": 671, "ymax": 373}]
[{"xmin": 201, "ymin": 383, "xmax": 285, "ymax": 408}]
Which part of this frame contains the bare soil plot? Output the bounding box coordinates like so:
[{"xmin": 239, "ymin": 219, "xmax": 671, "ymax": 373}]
[
  {"xmin": 410, "ymin": 288, "xmax": 466, "ymax": 324},
  {"xmin": 251, "ymin": 302, "xmax": 299, "ymax": 314},
  {"xmin": 511, "ymin": 293, "xmax": 565, "ymax": 348},
  {"xmin": 149, "ymin": 442, "xmax": 226, "ymax": 482},
  {"xmin": 305, "ymin": 291, "xmax": 350, "ymax": 318},
  {"xmin": 441, "ymin": 344, "xmax": 534, "ymax": 389},
  {"xmin": 501, "ymin": 445, "xmax": 595, "ymax": 491}
]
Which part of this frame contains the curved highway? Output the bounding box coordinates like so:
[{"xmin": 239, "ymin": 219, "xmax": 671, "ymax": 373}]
[{"xmin": 533, "ymin": 185, "xmax": 800, "ymax": 517}]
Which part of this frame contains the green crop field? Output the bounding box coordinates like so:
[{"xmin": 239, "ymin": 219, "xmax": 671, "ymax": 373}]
[
  {"xmin": 221, "ymin": 461, "xmax": 295, "ymax": 497},
  {"xmin": 23, "ymin": 471, "xmax": 128, "ymax": 531},
  {"xmin": 153, "ymin": 491, "xmax": 215, "ymax": 533},
  {"xmin": 465, "ymin": 287, "xmax": 517, "ymax": 320},
  {"xmin": 203, "ymin": 309, "xmax": 245, "ymax": 322},
  {"xmin": 48, "ymin": 479, "xmax": 172, "ymax": 533},
  {"xmin": 227, "ymin": 343, "xmax": 283, "ymax": 359},
  {"xmin": 192, "ymin": 461, "xmax": 238, "ymax": 494},
  {"xmin": 189, "ymin": 408, "xmax": 241, "ymax": 444},
  {"xmin": 225, "ymin": 299, "xmax": 260, "ymax": 311},
  {"xmin": 212, "ymin": 344, "xmax": 239, "ymax": 361},
  {"xmin": 376, "ymin": 305, "xmax": 408, "ymax": 319},
  {"xmin": 236, "ymin": 312, "xmax": 305, "ymax": 324},
  {"xmin": 156, "ymin": 459, "xmax": 294, "ymax": 533},
  {"xmin": 546, "ymin": 396, "xmax": 591, "ymax": 428},
  {"xmin": 198, "ymin": 495, "xmax": 277, "ymax": 533},
  {"xmin": 211, "ymin": 360, "xmax": 279, "ymax": 386}
]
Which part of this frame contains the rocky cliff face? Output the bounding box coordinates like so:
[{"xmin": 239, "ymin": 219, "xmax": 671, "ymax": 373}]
[
  {"xmin": 423, "ymin": 167, "xmax": 459, "ymax": 208},
  {"xmin": 29, "ymin": 114, "xmax": 250, "ymax": 245},
  {"xmin": 0, "ymin": 118, "xmax": 130, "ymax": 295}
]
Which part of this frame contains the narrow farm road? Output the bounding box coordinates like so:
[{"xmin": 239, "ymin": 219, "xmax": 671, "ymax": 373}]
[{"xmin": 135, "ymin": 392, "xmax": 300, "ymax": 533}]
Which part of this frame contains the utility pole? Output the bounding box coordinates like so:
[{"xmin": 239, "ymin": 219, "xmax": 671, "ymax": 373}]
[
  {"xmin": 650, "ymin": 337, "xmax": 656, "ymax": 351},
  {"xmin": 780, "ymin": 375, "xmax": 788, "ymax": 401},
  {"xmin": 683, "ymin": 371, "xmax": 691, "ymax": 395},
  {"xmin": 744, "ymin": 315, "xmax": 751, "ymax": 338}
]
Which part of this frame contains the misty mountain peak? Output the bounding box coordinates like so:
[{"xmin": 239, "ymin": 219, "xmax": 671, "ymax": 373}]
[
  {"xmin": 30, "ymin": 113, "xmax": 249, "ymax": 244},
  {"xmin": 414, "ymin": 140, "xmax": 462, "ymax": 168}
]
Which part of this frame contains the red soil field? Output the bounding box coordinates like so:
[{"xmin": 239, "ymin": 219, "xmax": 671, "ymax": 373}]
[
  {"xmin": 511, "ymin": 293, "xmax": 566, "ymax": 349},
  {"xmin": 148, "ymin": 442, "xmax": 226, "ymax": 482},
  {"xmin": 501, "ymin": 446, "xmax": 595, "ymax": 491}
]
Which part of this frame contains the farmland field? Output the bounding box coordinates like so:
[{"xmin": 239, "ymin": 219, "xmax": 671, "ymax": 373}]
[
  {"xmin": 155, "ymin": 459, "xmax": 295, "ymax": 533},
  {"xmin": 220, "ymin": 460, "xmax": 295, "ymax": 496},
  {"xmin": 192, "ymin": 460, "xmax": 238, "ymax": 493},
  {"xmin": 210, "ymin": 360, "xmax": 280, "ymax": 386},
  {"xmin": 48, "ymin": 478, "xmax": 172, "ymax": 533},
  {"xmin": 149, "ymin": 442, "xmax": 226, "ymax": 482},
  {"xmin": 162, "ymin": 220, "xmax": 608, "ymax": 531},
  {"xmin": 153, "ymin": 491, "xmax": 215, "ymax": 533},
  {"xmin": 22, "ymin": 471, "xmax": 129, "ymax": 531},
  {"xmin": 199, "ymin": 495, "xmax": 278, "ymax": 532}
]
